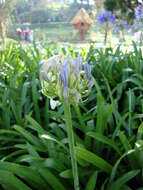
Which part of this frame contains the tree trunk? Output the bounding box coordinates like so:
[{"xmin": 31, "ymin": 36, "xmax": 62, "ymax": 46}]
[
  {"xmin": 104, "ymin": 29, "xmax": 108, "ymax": 45},
  {"xmin": 119, "ymin": 30, "xmax": 125, "ymax": 42},
  {"xmin": 0, "ymin": 21, "xmax": 6, "ymax": 44},
  {"xmin": 95, "ymin": 0, "xmax": 103, "ymax": 15},
  {"xmin": 87, "ymin": 0, "xmax": 90, "ymax": 8}
]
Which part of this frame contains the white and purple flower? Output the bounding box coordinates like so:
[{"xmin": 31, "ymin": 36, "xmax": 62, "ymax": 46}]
[{"xmin": 40, "ymin": 54, "xmax": 94, "ymax": 104}]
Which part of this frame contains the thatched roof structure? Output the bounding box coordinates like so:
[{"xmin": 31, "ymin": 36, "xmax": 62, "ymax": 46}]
[{"xmin": 71, "ymin": 8, "xmax": 93, "ymax": 25}]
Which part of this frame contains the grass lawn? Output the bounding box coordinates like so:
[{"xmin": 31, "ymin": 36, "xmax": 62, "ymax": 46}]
[
  {"xmin": 7, "ymin": 22, "xmax": 142, "ymax": 53},
  {"xmin": 13, "ymin": 22, "xmax": 134, "ymax": 43},
  {"xmin": 31, "ymin": 23, "xmax": 138, "ymax": 52}
]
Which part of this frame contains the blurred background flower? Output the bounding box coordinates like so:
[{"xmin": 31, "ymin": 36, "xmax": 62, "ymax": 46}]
[
  {"xmin": 97, "ymin": 11, "xmax": 116, "ymax": 25},
  {"xmin": 97, "ymin": 11, "xmax": 116, "ymax": 44},
  {"xmin": 135, "ymin": 3, "xmax": 143, "ymax": 21}
]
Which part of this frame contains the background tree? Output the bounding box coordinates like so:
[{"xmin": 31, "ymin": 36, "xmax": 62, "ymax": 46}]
[
  {"xmin": 0, "ymin": 0, "xmax": 16, "ymax": 43},
  {"xmin": 93, "ymin": 0, "xmax": 104, "ymax": 14},
  {"xmin": 104, "ymin": 0, "xmax": 141, "ymax": 22}
]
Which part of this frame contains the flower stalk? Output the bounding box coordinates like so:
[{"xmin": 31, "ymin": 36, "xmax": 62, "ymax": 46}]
[
  {"xmin": 40, "ymin": 54, "xmax": 94, "ymax": 190},
  {"xmin": 104, "ymin": 23, "xmax": 108, "ymax": 45},
  {"xmin": 63, "ymin": 102, "xmax": 80, "ymax": 190}
]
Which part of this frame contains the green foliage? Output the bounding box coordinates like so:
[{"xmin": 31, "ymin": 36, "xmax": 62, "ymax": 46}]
[
  {"xmin": 0, "ymin": 42, "xmax": 143, "ymax": 189},
  {"xmin": 104, "ymin": 0, "xmax": 141, "ymax": 20},
  {"xmin": 104, "ymin": 0, "xmax": 117, "ymax": 12},
  {"xmin": 13, "ymin": 0, "xmax": 84, "ymax": 23}
]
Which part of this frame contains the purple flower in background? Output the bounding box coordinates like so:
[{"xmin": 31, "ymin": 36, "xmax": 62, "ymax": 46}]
[
  {"xmin": 84, "ymin": 62, "xmax": 91, "ymax": 80},
  {"xmin": 113, "ymin": 19, "xmax": 131, "ymax": 34},
  {"xmin": 97, "ymin": 11, "xmax": 116, "ymax": 44},
  {"xmin": 134, "ymin": 31, "xmax": 143, "ymax": 43},
  {"xmin": 97, "ymin": 11, "xmax": 116, "ymax": 25},
  {"xmin": 122, "ymin": 20, "xmax": 129, "ymax": 29},
  {"xmin": 113, "ymin": 23, "xmax": 119, "ymax": 33},
  {"xmin": 135, "ymin": 3, "xmax": 143, "ymax": 21},
  {"xmin": 128, "ymin": 25, "xmax": 135, "ymax": 33}
]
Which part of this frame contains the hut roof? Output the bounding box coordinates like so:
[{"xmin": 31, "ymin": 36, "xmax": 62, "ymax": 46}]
[{"xmin": 71, "ymin": 8, "xmax": 93, "ymax": 25}]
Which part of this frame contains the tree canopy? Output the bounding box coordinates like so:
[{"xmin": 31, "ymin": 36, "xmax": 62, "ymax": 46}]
[
  {"xmin": 0, "ymin": 0, "xmax": 16, "ymax": 43},
  {"xmin": 104, "ymin": 0, "xmax": 141, "ymax": 20}
]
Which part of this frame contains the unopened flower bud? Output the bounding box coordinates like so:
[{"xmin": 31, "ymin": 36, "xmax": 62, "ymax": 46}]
[{"xmin": 40, "ymin": 54, "xmax": 94, "ymax": 104}]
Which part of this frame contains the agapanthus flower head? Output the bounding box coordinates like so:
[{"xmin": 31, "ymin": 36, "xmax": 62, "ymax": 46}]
[
  {"xmin": 135, "ymin": 3, "xmax": 143, "ymax": 21},
  {"xmin": 113, "ymin": 23, "xmax": 119, "ymax": 34},
  {"xmin": 40, "ymin": 55, "xmax": 94, "ymax": 104},
  {"xmin": 128, "ymin": 25, "xmax": 136, "ymax": 33},
  {"xmin": 113, "ymin": 20, "xmax": 130, "ymax": 33},
  {"xmin": 97, "ymin": 11, "xmax": 116, "ymax": 25},
  {"xmin": 122, "ymin": 20, "xmax": 129, "ymax": 29}
]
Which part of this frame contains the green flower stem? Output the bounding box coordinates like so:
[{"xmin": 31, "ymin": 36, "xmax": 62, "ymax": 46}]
[
  {"xmin": 63, "ymin": 102, "xmax": 80, "ymax": 190},
  {"xmin": 104, "ymin": 22, "xmax": 108, "ymax": 45}
]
